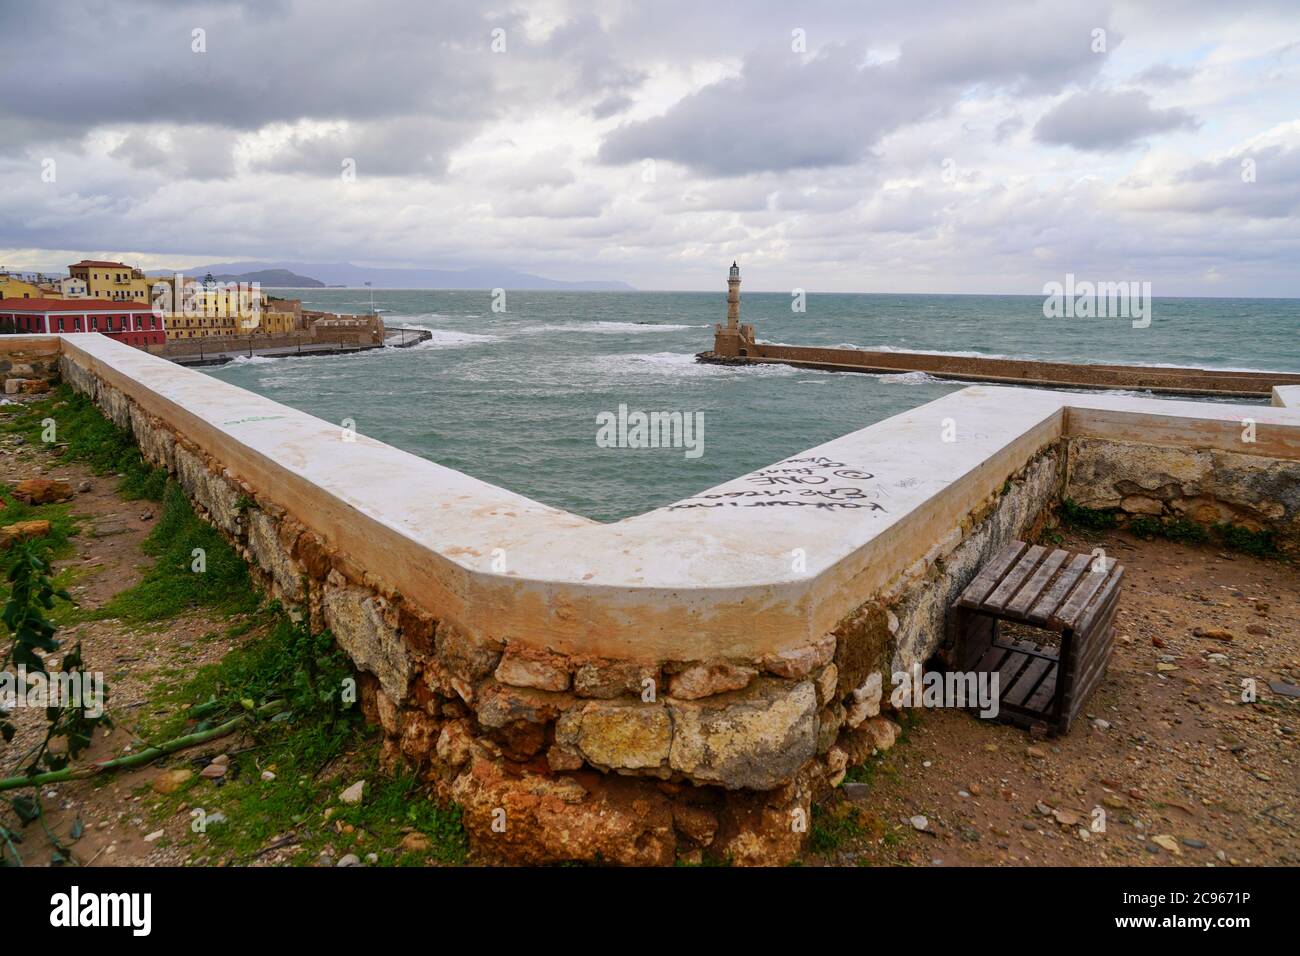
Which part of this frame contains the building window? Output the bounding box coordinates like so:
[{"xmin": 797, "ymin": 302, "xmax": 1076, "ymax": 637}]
[{"xmin": 57, "ymin": 317, "xmax": 64, "ymax": 332}]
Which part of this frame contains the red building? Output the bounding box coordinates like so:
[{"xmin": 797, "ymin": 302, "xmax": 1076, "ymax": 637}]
[{"xmin": 0, "ymin": 298, "xmax": 166, "ymax": 350}]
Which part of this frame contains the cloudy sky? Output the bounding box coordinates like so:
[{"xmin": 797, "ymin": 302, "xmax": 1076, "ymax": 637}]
[{"xmin": 1, "ymin": 0, "xmax": 1298, "ymax": 294}]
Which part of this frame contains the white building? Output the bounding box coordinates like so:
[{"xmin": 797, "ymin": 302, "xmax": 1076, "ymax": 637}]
[{"xmin": 59, "ymin": 276, "xmax": 89, "ymax": 298}]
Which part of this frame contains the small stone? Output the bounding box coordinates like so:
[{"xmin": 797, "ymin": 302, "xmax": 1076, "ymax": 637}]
[
  {"xmin": 827, "ymin": 747, "xmax": 849, "ymax": 788},
  {"xmin": 12, "ymin": 478, "xmax": 73, "ymax": 505},
  {"xmin": 910, "ymin": 814, "xmax": 929, "ymax": 831},
  {"xmin": 0, "ymin": 520, "xmax": 51, "ymax": 546},
  {"xmin": 1151, "ymin": 834, "xmax": 1182, "ymax": 856},
  {"xmin": 337, "ymin": 853, "xmax": 362, "ymax": 867},
  {"xmin": 339, "ymin": 780, "xmax": 366, "ymax": 805},
  {"xmin": 143, "ymin": 829, "xmax": 165, "ymax": 843},
  {"xmin": 150, "ymin": 768, "xmax": 194, "ymax": 795},
  {"xmin": 668, "ymin": 660, "xmax": 756, "ymax": 700},
  {"xmin": 1025, "ymin": 746, "xmax": 1046, "ymax": 759},
  {"xmin": 494, "ymin": 645, "xmax": 570, "ymax": 692},
  {"xmin": 365, "ymin": 853, "xmax": 378, "ymax": 864},
  {"xmin": 1156, "ymin": 662, "xmax": 1178, "ymax": 673},
  {"xmin": 260, "ymin": 770, "xmax": 276, "ymax": 782},
  {"xmin": 1092, "ymin": 718, "xmax": 1110, "ymax": 731},
  {"xmin": 77, "ymin": 479, "xmax": 92, "ymax": 493},
  {"xmin": 399, "ymin": 831, "xmax": 432, "ymax": 853},
  {"xmin": 1182, "ymin": 838, "xmax": 1207, "ymax": 849},
  {"xmin": 1192, "ymin": 627, "xmax": 1234, "ymax": 642},
  {"xmin": 199, "ymin": 762, "xmax": 227, "ymax": 779},
  {"xmin": 759, "ymin": 635, "xmax": 835, "ymax": 679}
]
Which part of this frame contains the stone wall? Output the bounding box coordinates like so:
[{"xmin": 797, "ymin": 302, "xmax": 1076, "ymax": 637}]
[
  {"xmin": 42, "ymin": 334, "xmax": 1300, "ymax": 865},
  {"xmin": 1065, "ymin": 436, "xmax": 1300, "ymax": 552},
  {"xmin": 53, "ymin": 344, "xmax": 1072, "ymax": 865},
  {"xmin": 0, "ymin": 341, "xmax": 60, "ymax": 395}
]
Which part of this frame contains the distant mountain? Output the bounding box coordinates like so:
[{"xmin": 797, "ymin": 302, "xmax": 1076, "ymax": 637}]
[
  {"xmin": 148, "ymin": 267, "xmax": 325, "ymax": 287},
  {"xmin": 160, "ymin": 260, "xmax": 635, "ymax": 291}
]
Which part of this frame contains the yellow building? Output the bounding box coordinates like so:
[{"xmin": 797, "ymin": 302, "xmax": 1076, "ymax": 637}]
[
  {"xmin": 163, "ymin": 278, "xmax": 283, "ymax": 339},
  {"xmin": 164, "ymin": 313, "xmax": 239, "ymax": 339},
  {"xmin": 257, "ymin": 310, "xmax": 299, "ymax": 335},
  {"xmin": 0, "ymin": 274, "xmax": 42, "ymax": 299},
  {"xmin": 68, "ymin": 260, "xmax": 151, "ymax": 302}
]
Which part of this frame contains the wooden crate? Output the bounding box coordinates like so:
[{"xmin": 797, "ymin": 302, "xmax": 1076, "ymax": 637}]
[{"xmin": 950, "ymin": 539, "xmax": 1124, "ymax": 734}]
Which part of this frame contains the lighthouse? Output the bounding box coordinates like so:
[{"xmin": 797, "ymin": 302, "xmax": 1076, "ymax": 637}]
[
  {"xmin": 710, "ymin": 261, "xmax": 756, "ymax": 359},
  {"xmin": 726, "ymin": 260, "xmax": 741, "ymax": 330}
]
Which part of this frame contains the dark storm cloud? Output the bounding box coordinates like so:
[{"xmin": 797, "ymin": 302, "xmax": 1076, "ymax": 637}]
[
  {"xmin": 1034, "ymin": 89, "xmax": 1199, "ymax": 151},
  {"xmin": 598, "ymin": 2, "xmax": 1116, "ymax": 175},
  {"xmin": 0, "ymin": 0, "xmax": 494, "ymax": 131}
]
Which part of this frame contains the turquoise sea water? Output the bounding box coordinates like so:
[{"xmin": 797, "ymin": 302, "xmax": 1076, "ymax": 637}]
[{"xmin": 203, "ymin": 290, "xmax": 1299, "ymax": 522}]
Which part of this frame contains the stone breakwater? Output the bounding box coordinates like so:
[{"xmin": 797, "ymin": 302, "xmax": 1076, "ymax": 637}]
[
  {"xmin": 698, "ymin": 342, "xmax": 1300, "ymax": 398},
  {"xmin": 20, "ymin": 333, "xmax": 1300, "ymax": 864}
]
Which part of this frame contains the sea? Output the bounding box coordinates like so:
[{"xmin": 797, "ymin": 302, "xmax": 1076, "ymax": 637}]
[{"xmin": 203, "ymin": 290, "xmax": 1300, "ymax": 522}]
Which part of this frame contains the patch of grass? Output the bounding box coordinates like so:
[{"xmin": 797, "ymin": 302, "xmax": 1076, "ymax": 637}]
[
  {"xmin": 1211, "ymin": 522, "xmax": 1280, "ymax": 558},
  {"xmin": 144, "ymin": 613, "xmax": 468, "ymax": 866},
  {"xmin": 1058, "ymin": 497, "xmax": 1119, "ymax": 532},
  {"xmin": 0, "ymin": 386, "xmax": 165, "ymax": 501},
  {"xmin": 0, "ymin": 482, "xmax": 79, "ymax": 570},
  {"xmin": 92, "ymin": 480, "xmax": 259, "ymax": 624},
  {"xmin": 1058, "ymin": 497, "xmax": 1282, "ymax": 559}
]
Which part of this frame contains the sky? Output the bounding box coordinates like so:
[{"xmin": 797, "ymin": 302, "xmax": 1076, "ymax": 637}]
[{"xmin": 1, "ymin": 0, "xmax": 1298, "ymax": 295}]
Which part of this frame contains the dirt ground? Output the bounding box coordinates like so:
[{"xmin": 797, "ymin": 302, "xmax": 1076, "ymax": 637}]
[
  {"xmin": 0, "ymin": 411, "xmax": 242, "ymax": 867},
  {"xmin": 807, "ymin": 528, "xmax": 1299, "ymax": 867},
  {"xmin": 2, "ymin": 404, "xmax": 1296, "ymax": 867}
]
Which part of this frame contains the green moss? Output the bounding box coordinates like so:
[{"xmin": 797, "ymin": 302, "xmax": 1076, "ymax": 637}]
[
  {"xmin": 1058, "ymin": 497, "xmax": 1282, "ymax": 559},
  {"xmin": 808, "ymin": 802, "xmax": 865, "ymax": 853},
  {"xmin": 1058, "ymin": 497, "xmax": 1119, "ymax": 532}
]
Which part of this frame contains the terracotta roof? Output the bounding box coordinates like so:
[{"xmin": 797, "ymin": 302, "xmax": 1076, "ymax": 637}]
[
  {"xmin": 0, "ymin": 298, "xmax": 153, "ymax": 312},
  {"xmin": 69, "ymin": 259, "xmax": 133, "ymax": 268}
]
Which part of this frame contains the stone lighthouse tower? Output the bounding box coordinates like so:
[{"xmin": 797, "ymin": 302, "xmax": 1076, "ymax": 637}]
[
  {"xmin": 726, "ymin": 260, "xmax": 741, "ymax": 330},
  {"xmin": 712, "ymin": 260, "xmax": 756, "ymax": 359}
]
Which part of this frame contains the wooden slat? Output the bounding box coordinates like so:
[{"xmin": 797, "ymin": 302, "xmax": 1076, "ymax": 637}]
[
  {"xmin": 1065, "ymin": 635, "xmax": 1114, "ymax": 718},
  {"xmin": 1073, "ymin": 565, "xmax": 1125, "ymax": 638},
  {"xmin": 1069, "ymin": 599, "xmax": 1121, "ymax": 695},
  {"xmin": 958, "ymin": 540, "xmax": 1030, "ymax": 608},
  {"xmin": 1026, "ymin": 553, "xmax": 1092, "ymax": 626},
  {"xmin": 1002, "ymin": 649, "xmax": 1054, "ymax": 708},
  {"xmin": 1053, "ymin": 556, "xmax": 1119, "ymax": 629},
  {"xmin": 952, "ymin": 610, "xmax": 995, "ymax": 672},
  {"xmin": 1005, "ymin": 548, "xmax": 1069, "ymax": 617},
  {"xmin": 992, "ymin": 644, "xmax": 1034, "ymax": 698},
  {"xmin": 984, "ymin": 546, "xmax": 1047, "ymax": 612},
  {"xmin": 1023, "ymin": 664, "xmax": 1060, "ymax": 714}
]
